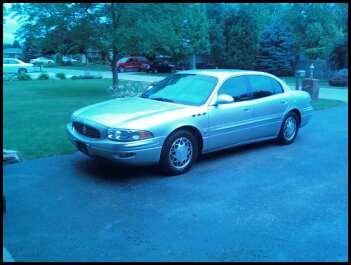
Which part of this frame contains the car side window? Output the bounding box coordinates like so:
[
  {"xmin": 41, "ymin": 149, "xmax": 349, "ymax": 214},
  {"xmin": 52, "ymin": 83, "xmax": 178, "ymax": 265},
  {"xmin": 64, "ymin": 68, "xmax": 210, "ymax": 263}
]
[
  {"xmin": 248, "ymin": 75, "xmax": 280, "ymax": 99},
  {"xmin": 270, "ymin": 78, "xmax": 283, "ymax": 94},
  {"xmin": 218, "ymin": 76, "xmax": 251, "ymax": 102}
]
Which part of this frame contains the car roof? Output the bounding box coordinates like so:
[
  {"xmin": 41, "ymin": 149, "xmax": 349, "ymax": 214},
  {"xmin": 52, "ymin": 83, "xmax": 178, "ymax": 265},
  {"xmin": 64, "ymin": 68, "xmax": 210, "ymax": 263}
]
[{"xmin": 176, "ymin": 69, "xmax": 278, "ymax": 80}]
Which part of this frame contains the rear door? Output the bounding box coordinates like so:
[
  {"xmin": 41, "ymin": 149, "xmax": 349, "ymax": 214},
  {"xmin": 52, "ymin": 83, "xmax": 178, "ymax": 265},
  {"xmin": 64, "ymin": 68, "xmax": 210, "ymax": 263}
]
[{"xmin": 246, "ymin": 75, "xmax": 287, "ymax": 138}]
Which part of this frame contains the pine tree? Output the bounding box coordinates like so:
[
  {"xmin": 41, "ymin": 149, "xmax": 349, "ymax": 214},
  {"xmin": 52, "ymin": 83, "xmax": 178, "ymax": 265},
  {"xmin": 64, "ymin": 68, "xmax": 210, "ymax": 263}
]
[
  {"xmin": 256, "ymin": 19, "xmax": 295, "ymax": 76},
  {"xmin": 223, "ymin": 7, "xmax": 259, "ymax": 69}
]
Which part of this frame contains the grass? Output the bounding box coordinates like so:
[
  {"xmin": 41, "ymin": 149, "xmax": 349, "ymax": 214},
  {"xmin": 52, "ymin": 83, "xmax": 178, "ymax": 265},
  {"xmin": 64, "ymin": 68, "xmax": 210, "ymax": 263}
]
[
  {"xmin": 311, "ymin": 98, "xmax": 345, "ymax": 111},
  {"xmin": 3, "ymin": 79, "xmax": 345, "ymax": 160},
  {"xmin": 3, "ymin": 79, "xmax": 149, "ymax": 160},
  {"xmin": 46, "ymin": 63, "xmax": 110, "ymax": 71}
]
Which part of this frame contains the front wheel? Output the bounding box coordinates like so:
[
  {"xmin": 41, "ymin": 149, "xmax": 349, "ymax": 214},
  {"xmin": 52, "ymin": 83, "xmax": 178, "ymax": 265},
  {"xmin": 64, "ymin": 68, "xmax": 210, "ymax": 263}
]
[
  {"xmin": 160, "ymin": 130, "xmax": 198, "ymax": 176},
  {"xmin": 277, "ymin": 111, "xmax": 299, "ymax": 145},
  {"xmin": 118, "ymin": 66, "xmax": 125, "ymax": 73}
]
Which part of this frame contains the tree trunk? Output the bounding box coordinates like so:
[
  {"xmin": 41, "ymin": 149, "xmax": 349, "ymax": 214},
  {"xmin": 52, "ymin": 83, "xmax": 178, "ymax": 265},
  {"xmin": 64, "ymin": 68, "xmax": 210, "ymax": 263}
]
[
  {"xmin": 191, "ymin": 54, "xmax": 196, "ymax": 69},
  {"xmin": 111, "ymin": 49, "xmax": 119, "ymax": 90},
  {"xmin": 110, "ymin": 3, "xmax": 119, "ymax": 91}
]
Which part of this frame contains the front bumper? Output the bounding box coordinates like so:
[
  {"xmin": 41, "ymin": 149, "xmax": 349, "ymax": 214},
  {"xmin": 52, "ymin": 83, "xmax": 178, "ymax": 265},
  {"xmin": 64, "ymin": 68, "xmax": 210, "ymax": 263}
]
[{"xmin": 66, "ymin": 123, "xmax": 163, "ymax": 165}]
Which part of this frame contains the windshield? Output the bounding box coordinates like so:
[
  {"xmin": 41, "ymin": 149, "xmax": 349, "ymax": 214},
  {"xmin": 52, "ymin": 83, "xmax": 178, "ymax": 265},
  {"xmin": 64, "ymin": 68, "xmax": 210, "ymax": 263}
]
[{"xmin": 141, "ymin": 74, "xmax": 217, "ymax": 106}]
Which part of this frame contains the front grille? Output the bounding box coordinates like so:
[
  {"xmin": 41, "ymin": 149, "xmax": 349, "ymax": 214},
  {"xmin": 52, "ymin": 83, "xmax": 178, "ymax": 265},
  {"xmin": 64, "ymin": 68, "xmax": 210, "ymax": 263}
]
[{"xmin": 72, "ymin": 121, "xmax": 100, "ymax": 138}]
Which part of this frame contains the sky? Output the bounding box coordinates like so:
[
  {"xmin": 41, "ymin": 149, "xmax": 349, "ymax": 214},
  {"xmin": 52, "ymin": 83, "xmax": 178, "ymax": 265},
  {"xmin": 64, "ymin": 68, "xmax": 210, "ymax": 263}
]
[{"xmin": 3, "ymin": 3, "xmax": 20, "ymax": 45}]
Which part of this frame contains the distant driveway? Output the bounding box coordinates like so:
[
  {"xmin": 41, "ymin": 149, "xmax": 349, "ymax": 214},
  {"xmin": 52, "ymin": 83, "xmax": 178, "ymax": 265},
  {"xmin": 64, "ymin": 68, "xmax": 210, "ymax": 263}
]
[
  {"xmin": 31, "ymin": 67, "xmax": 165, "ymax": 82},
  {"xmin": 3, "ymin": 104, "xmax": 348, "ymax": 261}
]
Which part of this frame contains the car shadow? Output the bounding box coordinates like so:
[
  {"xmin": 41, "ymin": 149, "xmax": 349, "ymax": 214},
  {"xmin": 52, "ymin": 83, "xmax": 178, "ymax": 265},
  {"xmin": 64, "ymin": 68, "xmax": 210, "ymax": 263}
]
[
  {"xmin": 74, "ymin": 139, "xmax": 278, "ymax": 182},
  {"xmin": 197, "ymin": 139, "xmax": 277, "ymax": 163},
  {"xmin": 73, "ymin": 156, "xmax": 163, "ymax": 183}
]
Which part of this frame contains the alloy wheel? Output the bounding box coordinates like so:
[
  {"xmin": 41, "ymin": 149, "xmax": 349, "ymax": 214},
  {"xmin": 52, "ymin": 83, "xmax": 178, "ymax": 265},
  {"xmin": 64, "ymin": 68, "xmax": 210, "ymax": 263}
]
[
  {"xmin": 169, "ymin": 137, "xmax": 193, "ymax": 170},
  {"xmin": 283, "ymin": 116, "xmax": 297, "ymax": 141}
]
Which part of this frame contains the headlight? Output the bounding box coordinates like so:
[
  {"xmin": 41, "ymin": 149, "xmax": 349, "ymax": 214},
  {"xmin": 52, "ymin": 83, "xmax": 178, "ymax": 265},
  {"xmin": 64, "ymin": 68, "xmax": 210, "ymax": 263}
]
[{"xmin": 107, "ymin": 128, "xmax": 154, "ymax": 142}]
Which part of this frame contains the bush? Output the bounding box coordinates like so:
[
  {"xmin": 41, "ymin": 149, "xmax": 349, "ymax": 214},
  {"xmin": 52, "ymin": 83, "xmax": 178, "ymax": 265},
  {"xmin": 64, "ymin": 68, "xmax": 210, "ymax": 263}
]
[
  {"xmin": 37, "ymin": 73, "xmax": 50, "ymax": 80},
  {"xmin": 328, "ymin": 68, "xmax": 348, "ymax": 87},
  {"xmin": 17, "ymin": 73, "xmax": 32, "ymax": 81},
  {"xmin": 70, "ymin": 75, "xmax": 103, "ymax": 80},
  {"xmin": 55, "ymin": 72, "xmax": 66, "ymax": 79}
]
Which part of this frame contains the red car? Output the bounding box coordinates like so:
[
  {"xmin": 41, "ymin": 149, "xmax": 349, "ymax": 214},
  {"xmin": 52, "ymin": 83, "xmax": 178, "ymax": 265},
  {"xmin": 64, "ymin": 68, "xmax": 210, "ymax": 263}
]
[{"xmin": 116, "ymin": 56, "xmax": 150, "ymax": 72}]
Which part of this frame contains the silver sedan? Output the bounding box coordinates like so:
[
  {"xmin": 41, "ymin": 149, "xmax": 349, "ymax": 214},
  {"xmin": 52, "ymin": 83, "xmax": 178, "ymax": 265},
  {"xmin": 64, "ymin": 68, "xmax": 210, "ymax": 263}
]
[{"xmin": 67, "ymin": 70, "xmax": 313, "ymax": 175}]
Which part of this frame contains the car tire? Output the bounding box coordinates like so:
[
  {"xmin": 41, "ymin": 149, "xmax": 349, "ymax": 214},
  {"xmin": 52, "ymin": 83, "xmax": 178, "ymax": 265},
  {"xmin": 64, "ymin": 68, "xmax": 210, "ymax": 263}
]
[
  {"xmin": 154, "ymin": 69, "xmax": 158, "ymax": 74},
  {"xmin": 18, "ymin": 68, "xmax": 27, "ymax": 74},
  {"xmin": 118, "ymin": 67, "xmax": 125, "ymax": 73},
  {"xmin": 160, "ymin": 129, "xmax": 199, "ymax": 176},
  {"xmin": 277, "ymin": 111, "xmax": 299, "ymax": 145}
]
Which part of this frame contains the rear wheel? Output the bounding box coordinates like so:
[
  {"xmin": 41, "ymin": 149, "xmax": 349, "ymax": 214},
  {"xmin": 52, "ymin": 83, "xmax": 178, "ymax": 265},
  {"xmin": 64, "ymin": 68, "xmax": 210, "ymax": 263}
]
[
  {"xmin": 277, "ymin": 111, "xmax": 299, "ymax": 145},
  {"xmin": 160, "ymin": 129, "xmax": 198, "ymax": 175}
]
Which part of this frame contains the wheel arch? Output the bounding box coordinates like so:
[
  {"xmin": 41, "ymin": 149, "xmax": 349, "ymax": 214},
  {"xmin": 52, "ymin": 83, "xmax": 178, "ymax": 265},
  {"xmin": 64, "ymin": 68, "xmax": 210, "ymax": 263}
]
[
  {"xmin": 289, "ymin": 108, "xmax": 301, "ymax": 126},
  {"xmin": 167, "ymin": 125, "xmax": 204, "ymax": 154}
]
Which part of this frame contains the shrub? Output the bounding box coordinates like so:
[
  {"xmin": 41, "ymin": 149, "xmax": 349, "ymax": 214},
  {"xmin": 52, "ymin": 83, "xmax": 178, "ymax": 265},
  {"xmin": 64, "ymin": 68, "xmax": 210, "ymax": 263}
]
[
  {"xmin": 17, "ymin": 73, "xmax": 32, "ymax": 81},
  {"xmin": 55, "ymin": 72, "xmax": 66, "ymax": 79},
  {"xmin": 328, "ymin": 68, "xmax": 348, "ymax": 87},
  {"xmin": 37, "ymin": 73, "xmax": 50, "ymax": 80}
]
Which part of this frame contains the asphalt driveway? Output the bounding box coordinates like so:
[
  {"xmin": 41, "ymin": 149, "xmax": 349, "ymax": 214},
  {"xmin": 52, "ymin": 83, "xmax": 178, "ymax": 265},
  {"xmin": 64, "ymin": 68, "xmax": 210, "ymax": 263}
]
[{"xmin": 3, "ymin": 104, "xmax": 348, "ymax": 261}]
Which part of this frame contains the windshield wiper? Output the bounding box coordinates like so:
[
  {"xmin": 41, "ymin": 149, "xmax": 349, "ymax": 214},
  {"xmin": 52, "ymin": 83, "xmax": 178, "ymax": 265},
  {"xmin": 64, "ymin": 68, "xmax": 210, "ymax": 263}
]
[{"xmin": 150, "ymin": 97, "xmax": 175, "ymax": 103}]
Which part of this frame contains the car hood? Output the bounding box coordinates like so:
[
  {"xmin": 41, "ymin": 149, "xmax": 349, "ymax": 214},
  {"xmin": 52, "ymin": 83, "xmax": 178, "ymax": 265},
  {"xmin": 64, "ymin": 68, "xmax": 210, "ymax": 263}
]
[{"xmin": 73, "ymin": 97, "xmax": 188, "ymax": 128}]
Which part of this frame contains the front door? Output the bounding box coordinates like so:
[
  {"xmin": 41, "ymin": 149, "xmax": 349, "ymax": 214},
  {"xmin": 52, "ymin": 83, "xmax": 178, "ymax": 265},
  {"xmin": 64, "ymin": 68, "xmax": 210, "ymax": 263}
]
[{"xmin": 206, "ymin": 75, "xmax": 255, "ymax": 151}]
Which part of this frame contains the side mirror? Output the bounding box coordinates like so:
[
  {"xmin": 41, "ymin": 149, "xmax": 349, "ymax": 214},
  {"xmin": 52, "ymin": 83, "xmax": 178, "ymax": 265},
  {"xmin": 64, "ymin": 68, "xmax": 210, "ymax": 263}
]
[{"xmin": 215, "ymin": 94, "xmax": 234, "ymax": 105}]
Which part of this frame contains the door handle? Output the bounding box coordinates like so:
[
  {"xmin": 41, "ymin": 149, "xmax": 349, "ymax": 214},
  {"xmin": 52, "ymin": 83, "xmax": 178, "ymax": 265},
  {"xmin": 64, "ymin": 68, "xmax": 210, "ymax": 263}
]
[
  {"xmin": 243, "ymin": 107, "xmax": 250, "ymax": 111},
  {"xmin": 281, "ymin": 100, "xmax": 288, "ymax": 104}
]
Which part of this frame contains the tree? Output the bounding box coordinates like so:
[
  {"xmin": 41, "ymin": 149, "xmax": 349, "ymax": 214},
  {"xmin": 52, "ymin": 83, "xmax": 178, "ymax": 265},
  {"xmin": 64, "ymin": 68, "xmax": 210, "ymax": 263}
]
[
  {"xmin": 12, "ymin": 40, "xmax": 20, "ymax": 48},
  {"xmin": 222, "ymin": 6, "xmax": 259, "ymax": 69},
  {"xmin": 256, "ymin": 19, "xmax": 295, "ymax": 76},
  {"xmin": 283, "ymin": 3, "xmax": 347, "ymax": 59},
  {"xmin": 329, "ymin": 39, "xmax": 348, "ymax": 70},
  {"xmin": 206, "ymin": 3, "xmax": 226, "ymax": 66}
]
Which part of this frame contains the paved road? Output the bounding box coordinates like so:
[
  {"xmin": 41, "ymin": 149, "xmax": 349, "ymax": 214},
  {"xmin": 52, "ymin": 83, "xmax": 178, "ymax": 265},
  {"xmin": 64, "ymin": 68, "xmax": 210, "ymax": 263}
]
[{"xmin": 3, "ymin": 105, "xmax": 348, "ymax": 262}]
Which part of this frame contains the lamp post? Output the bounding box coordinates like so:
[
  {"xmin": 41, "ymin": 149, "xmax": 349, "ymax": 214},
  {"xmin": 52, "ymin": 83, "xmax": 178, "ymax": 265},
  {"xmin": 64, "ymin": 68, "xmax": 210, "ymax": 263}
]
[{"xmin": 309, "ymin": 63, "xmax": 315, "ymax": 79}]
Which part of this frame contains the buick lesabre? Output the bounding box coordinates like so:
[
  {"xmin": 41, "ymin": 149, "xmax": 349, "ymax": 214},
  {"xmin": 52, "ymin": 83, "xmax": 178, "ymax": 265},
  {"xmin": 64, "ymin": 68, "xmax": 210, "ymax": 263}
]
[{"xmin": 67, "ymin": 70, "xmax": 313, "ymax": 175}]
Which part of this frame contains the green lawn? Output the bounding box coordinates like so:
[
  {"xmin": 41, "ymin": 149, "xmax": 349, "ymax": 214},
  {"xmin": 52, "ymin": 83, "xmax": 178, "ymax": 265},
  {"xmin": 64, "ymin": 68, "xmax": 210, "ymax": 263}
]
[
  {"xmin": 3, "ymin": 79, "xmax": 148, "ymax": 160},
  {"xmin": 311, "ymin": 98, "xmax": 345, "ymax": 111},
  {"xmin": 3, "ymin": 78, "xmax": 345, "ymax": 160},
  {"xmin": 46, "ymin": 63, "xmax": 110, "ymax": 71}
]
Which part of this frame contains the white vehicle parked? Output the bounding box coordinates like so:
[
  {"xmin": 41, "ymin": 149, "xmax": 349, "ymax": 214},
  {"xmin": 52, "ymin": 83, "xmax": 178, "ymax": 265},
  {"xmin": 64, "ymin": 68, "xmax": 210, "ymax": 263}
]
[
  {"xmin": 30, "ymin": 57, "xmax": 55, "ymax": 65},
  {"xmin": 3, "ymin": 58, "xmax": 34, "ymax": 74},
  {"xmin": 62, "ymin": 56, "xmax": 79, "ymax": 64}
]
